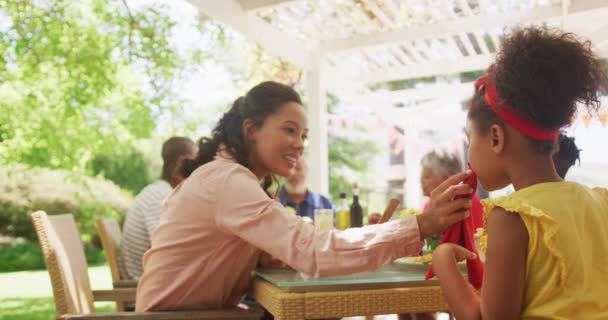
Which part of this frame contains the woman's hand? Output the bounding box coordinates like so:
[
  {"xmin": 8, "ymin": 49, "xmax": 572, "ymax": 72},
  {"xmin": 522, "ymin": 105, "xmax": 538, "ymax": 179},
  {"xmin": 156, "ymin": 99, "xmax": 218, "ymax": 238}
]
[{"xmin": 417, "ymin": 170, "xmax": 473, "ymax": 239}]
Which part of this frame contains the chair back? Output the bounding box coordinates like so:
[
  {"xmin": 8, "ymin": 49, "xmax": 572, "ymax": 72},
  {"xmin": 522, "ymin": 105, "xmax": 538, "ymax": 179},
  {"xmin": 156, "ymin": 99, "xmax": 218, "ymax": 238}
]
[
  {"xmin": 95, "ymin": 218, "xmax": 124, "ymax": 283},
  {"xmin": 31, "ymin": 211, "xmax": 94, "ymax": 315}
]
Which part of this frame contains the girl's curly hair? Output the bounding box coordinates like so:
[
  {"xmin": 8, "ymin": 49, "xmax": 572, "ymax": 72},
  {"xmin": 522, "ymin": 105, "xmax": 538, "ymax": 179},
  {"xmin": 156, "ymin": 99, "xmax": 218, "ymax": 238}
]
[{"xmin": 468, "ymin": 27, "xmax": 607, "ymax": 153}]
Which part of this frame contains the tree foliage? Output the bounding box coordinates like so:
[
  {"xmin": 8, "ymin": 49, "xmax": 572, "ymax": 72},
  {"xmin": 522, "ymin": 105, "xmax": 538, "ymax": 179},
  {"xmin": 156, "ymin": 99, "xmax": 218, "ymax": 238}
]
[{"xmin": 0, "ymin": 0, "xmax": 203, "ymax": 172}]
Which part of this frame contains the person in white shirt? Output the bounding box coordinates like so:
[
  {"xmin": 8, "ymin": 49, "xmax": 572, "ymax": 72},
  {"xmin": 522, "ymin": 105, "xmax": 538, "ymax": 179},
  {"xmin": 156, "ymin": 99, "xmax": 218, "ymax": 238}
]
[{"xmin": 120, "ymin": 136, "xmax": 196, "ymax": 280}]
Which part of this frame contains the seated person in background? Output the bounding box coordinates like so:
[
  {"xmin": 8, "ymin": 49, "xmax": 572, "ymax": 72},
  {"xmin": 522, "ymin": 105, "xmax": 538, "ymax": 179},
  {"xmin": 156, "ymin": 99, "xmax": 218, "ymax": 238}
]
[
  {"xmin": 553, "ymin": 133, "xmax": 580, "ymax": 179},
  {"xmin": 278, "ymin": 157, "xmax": 333, "ymax": 220},
  {"xmin": 367, "ymin": 212, "xmax": 382, "ymax": 225},
  {"xmin": 120, "ymin": 136, "xmax": 196, "ymax": 280},
  {"xmin": 401, "ymin": 150, "xmax": 484, "ymax": 320},
  {"xmin": 420, "ymin": 149, "xmax": 483, "ymax": 230}
]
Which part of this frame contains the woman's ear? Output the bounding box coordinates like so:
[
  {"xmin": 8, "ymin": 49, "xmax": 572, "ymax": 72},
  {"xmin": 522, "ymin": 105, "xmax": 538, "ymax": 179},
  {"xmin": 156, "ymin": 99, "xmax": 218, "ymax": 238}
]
[
  {"xmin": 489, "ymin": 124, "xmax": 505, "ymax": 154},
  {"xmin": 242, "ymin": 119, "xmax": 257, "ymax": 143}
]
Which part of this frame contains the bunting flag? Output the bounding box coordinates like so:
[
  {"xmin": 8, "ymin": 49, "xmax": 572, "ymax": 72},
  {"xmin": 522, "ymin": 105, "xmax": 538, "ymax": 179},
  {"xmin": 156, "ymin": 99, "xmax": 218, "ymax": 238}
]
[
  {"xmin": 582, "ymin": 114, "xmax": 593, "ymax": 128},
  {"xmin": 327, "ymin": 109, "xmax": 605, "ymax": 154},
  {"xmin": 599, "ymin": 111, "xmax": 607, "ymax": 128}
]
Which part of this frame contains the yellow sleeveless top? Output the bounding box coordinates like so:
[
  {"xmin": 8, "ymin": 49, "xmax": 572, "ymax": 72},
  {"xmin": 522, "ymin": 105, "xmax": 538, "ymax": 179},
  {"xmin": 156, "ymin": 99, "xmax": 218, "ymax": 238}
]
[{"xmin": 481, "ymin": 182, "xmax": 608, "ymax": 319}]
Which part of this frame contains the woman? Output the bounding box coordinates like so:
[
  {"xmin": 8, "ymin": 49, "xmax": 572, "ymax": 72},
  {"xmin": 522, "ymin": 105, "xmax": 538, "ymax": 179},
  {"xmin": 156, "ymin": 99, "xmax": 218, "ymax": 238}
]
[{"xmin": 136, "ymin": 81, "xmax": 473, "ymax": 311}]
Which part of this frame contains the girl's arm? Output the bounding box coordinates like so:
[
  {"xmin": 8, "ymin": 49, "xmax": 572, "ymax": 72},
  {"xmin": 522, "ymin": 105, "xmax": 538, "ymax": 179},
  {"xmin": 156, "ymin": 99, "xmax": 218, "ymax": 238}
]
[{"xmin": 432, "ymin": 207, "xmax": 528, "ymax": 320}]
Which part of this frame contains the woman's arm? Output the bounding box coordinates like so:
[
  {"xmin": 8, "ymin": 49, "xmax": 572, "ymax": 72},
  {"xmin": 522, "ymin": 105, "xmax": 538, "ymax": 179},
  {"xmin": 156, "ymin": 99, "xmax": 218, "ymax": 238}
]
[
  {"xmin": 432, "ymin": 207, "xmax": 528, "ymax": 320},
  {"xmin": 215, "ymin": 166, "xmax": 474, "ymax": 277}
]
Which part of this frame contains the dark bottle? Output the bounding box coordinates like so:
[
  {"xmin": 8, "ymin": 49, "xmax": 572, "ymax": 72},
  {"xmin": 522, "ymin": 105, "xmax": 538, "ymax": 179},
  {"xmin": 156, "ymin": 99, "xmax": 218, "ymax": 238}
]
[{"xmin": 350, "ymin": 183, "xmax": 363, "ymax": 228}]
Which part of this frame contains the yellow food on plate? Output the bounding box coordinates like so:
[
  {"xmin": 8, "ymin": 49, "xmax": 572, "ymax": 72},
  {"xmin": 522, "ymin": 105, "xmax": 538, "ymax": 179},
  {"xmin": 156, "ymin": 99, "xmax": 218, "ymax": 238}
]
[
  {"xmin": 399, "ymin": 208, "xmax": 422, "ymax": 218},
  {"xmin": 413, "ymin": 254, "xmax": 433, "ymax": 264}
]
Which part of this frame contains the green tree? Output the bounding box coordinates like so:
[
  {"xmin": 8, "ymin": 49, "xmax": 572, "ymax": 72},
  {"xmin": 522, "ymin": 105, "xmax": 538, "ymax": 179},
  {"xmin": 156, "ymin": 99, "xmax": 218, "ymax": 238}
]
[
  {"xmin": 193, "ymin": 28, "xmax": 381, "ymax": 205},
  {"xmin": 0, "ymin": 0, "xmax": 206, "ymax": 172},
  {"xmin": 325, "ymin": 93, "xmax": 380, "ymax": 204}
]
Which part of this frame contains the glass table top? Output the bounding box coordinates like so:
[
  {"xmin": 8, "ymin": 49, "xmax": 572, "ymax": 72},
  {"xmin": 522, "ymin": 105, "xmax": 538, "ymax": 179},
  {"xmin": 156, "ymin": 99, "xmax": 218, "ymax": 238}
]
[{"xmin": 253, "ymin": 259, "xmax": 463, "ymax": 292}]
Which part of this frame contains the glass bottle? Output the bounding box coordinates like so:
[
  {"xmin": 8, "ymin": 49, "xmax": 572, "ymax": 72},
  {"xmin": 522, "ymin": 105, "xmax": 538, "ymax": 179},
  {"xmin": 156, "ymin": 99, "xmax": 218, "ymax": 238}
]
[
  {"xmin": 350, "ymin": 183, "xmax": 363, "ymax": 228},
  {"xmin": 335, "ymin": 192, "xmax": 351, "ymax": 230}
]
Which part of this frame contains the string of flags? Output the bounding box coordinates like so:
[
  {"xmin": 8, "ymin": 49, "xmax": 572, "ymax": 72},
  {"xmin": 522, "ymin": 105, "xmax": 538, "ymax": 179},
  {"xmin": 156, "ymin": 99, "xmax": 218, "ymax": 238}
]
[{"xmin": 327, "ymin": 109, "xmax": 606, "ymax": 155}]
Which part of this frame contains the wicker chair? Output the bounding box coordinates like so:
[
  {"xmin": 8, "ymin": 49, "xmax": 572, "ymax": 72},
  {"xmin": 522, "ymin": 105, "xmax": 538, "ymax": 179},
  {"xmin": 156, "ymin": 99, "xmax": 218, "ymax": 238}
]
[
  {"xmin": 31, "ymin": 211, "xmax": 262, "ymax": 320},
  {"xmin": 95, "ymin": 218, "xmax": 136, "ymax": 311}
]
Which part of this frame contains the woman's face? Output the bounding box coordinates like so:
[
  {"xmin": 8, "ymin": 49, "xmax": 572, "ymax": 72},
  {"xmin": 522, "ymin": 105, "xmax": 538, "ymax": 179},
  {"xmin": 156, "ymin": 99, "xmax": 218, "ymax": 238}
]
[{"xmin": 246, "ymin": 102, "xmax": 308, "ymax": 178}]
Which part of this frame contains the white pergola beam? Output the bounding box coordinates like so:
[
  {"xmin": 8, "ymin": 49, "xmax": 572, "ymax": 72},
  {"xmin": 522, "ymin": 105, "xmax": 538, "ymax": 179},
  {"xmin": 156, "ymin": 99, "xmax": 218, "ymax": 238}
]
[
  {"xmin": 191, "ymin": 0, "xmax": 311, "ymax": 68},
  {"xmin": 305, "ymin": 54, "xmax": 329, "ymax": 195},
  {"xmin": 474, "ymin": 32, "xmax": 491, "ymax": 54},
  {"xmin": 345, "ymin": 82, "xmax": 475, "ymax": 107},
  {"xmin": 459, "ymin": 33, "xmax": 477, "ymax": 56},
  {"xmin": 238, "ymin": 0, "xmax": 299, "ymax": 12},
  {"xmin": 322, "ymin": 0, "xmax": 608, "ymax": 53},
  {"xmin": 357, "ymin": 44, "xmax": 608, "ymax": 84},
  {"xmin": 360, "ymin": 54, "xmax": 494, "ymax": 83}
]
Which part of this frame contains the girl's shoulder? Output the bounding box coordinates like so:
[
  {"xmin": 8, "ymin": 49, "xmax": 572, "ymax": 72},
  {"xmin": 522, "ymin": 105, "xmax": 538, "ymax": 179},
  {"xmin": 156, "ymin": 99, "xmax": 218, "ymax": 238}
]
[
  {"xmin": 480, "ymin": 181, "xmax": 599, "ymax": 218},
  {"xmin": 591, "ymin": 186, "xmax": 608, "ymax": 200}
]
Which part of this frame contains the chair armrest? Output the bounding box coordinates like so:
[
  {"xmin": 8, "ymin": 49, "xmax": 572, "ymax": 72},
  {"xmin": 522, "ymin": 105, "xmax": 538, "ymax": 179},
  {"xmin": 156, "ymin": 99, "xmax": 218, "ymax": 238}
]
[
  {"xmin": 57, "ymin": 308, "xmax": 263, "ymax": 320},
  {"xmin": 113, "ymin": 280, "xmax": 138, "ymax": 288},
  {"xmin": 92, "ymin": 288, "xmax": 136, "ymax": 302}
]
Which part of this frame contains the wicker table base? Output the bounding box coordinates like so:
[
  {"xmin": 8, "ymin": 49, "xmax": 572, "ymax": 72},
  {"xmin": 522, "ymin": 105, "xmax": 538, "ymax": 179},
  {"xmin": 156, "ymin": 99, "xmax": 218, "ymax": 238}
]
[{"xmin": 251, "ymin": 278, "xmax": 449, "ymax": 320}]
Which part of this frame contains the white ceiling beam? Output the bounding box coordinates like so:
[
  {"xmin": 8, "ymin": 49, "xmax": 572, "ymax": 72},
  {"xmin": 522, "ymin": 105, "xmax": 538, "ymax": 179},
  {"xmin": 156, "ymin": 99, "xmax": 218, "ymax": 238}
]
[
  {"xmin": 191, "ymin": 0, "xmax": 312, "ymax": 68},
  {"xmin": 459, "ymin": 33, "xmax": 477, "ymax": 56},
  {"xmin": 358, "ymin": 54, "xmax": 494, "ymax": 84},
  {"xmin": 345, "ymin": 82, "xmax": 475, "ymax": 106},
  {"xmin": 390, "ymin": 46, "xmax": 414, "ymax": 65},
  {"xmin": 458, "ymin": 0, "xmax": 474, "ymax": 16},
  {"xmin": 380, "ymin": 0, "xmax": 402, "ymax": 24},
  {"xmin": 440, "ymin": 0, "xmax": 458, "ymax": 19},
  {"xmin": 321, "ymin": 0, "xmax": 608, "ymax": 53},
  {"xmin": 474, "ymin": 32, "xmax": 491, "ymax": 54},
  {"xmin": 357, "ymin": 44, "xmax": 608, "ymax": 84},
  {"xmin": 238, "ymin": 0, "xmax": 299, "ymax": 12},
  {"xmin": 448, "ymin": 35, "xmax": 465, "ymax": 58},
  {"xmin": 403, "ymin": 43, "xmax": 426, "ymax": 63},
  {"xmin": 362, "ymin": 0, "xmax": 394, "ymax": 30},
  {"xmin": 490, "ymin": 31, "xmax": 502, "ymax": 52}
]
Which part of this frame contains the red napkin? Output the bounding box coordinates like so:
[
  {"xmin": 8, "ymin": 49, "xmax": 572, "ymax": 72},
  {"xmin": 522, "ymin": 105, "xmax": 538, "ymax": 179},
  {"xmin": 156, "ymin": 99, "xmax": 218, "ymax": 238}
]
[{"xmin": 425, "ymin": 166, "xmax": 484, "ymax": 289}]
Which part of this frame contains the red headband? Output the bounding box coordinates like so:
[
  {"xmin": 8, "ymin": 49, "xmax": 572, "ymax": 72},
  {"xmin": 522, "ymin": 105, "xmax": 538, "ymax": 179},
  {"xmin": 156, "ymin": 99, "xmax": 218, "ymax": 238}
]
[{"xmin": 475, "ymin": 74, "xmax": 558, "ymax": 141}]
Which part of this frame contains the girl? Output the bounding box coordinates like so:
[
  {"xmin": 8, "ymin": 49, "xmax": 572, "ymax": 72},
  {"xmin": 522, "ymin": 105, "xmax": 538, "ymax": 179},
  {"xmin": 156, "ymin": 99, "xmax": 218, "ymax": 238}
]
[
  {"xmin": 432, "ymin": 27, "xmax": 608, "ymax": 319},
  {"xmin": 136, "ymin": 81, "xmax": 473, "ymax": 311}
]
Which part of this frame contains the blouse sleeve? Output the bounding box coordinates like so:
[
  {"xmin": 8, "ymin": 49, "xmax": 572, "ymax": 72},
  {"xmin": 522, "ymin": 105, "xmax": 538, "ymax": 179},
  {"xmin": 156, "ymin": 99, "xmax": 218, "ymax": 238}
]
[{"xmin": 215, "ymin": 165, "xmax": 424, "ymax": 277}]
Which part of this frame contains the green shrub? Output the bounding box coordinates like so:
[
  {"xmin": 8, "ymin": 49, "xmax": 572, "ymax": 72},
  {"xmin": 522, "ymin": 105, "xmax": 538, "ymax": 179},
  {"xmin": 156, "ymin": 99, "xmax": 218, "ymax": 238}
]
[
  {"xmin": 0, "ymin": 165, "xmax": 132, "ymax": 244},
  {"xmin": 89, "ymin": 148, "xmax": 153, "ymax": 194},
  {"xmin": 0, "ymin": 239, "xmax": 106, "ymax": 272}
]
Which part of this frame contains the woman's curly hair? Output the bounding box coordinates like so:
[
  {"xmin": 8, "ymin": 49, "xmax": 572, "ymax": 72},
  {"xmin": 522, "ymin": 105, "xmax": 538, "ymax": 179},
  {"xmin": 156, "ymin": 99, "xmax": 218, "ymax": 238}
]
[
  {"xmin": 468, "ymin": 26, "xmax": 607, "ymax": 153},
  {"xmin": 180, "ymin": 81, "xmax": 302, "ymax": 196}
]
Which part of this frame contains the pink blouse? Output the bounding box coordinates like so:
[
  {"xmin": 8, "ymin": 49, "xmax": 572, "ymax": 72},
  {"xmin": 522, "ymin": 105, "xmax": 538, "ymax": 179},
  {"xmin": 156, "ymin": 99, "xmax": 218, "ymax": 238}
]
[{"xmin": 136, "ymin": 152, "xmax": 424, "ymax": 311}]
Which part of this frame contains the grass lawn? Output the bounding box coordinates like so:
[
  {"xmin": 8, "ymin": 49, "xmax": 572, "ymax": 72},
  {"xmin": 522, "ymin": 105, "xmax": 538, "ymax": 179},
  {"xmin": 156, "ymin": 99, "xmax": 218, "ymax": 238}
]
[
  {"xmin": 0, "ymin": 297, "xmax": 114, "ymax": 320},
  {"xmin": 0, "ymin": 265, "xmax": 114, "ymax": 319}
]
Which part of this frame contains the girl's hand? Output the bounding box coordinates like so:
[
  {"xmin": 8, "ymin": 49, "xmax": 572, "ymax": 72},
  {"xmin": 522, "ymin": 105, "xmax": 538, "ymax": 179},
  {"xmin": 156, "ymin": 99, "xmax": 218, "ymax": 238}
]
[{"xmin": 433, "ymin": 243, "xmax": 477, "ymax": 267}]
